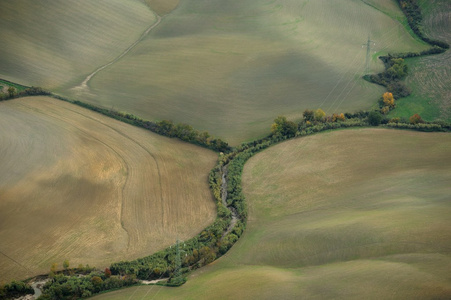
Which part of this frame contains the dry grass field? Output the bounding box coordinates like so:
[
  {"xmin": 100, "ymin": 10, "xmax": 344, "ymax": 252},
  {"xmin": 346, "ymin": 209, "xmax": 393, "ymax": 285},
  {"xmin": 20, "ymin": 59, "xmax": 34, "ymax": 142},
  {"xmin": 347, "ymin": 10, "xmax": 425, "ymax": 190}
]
[
  {"xmin": 390, "ymin": 0, "xmax": 451, "ymax": 122},
  {"xmin": 0, "ymin": 97, "xmax": 217, "ymax": 283},
  {"xmin": 93, "ymin": 129, "xmax": 451, "ymax": 299}
]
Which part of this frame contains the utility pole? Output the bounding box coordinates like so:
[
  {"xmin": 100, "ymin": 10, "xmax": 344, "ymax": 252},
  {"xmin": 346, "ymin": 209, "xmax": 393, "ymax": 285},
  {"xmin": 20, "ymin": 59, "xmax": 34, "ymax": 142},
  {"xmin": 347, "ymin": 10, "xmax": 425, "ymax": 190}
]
[
  {"xmin": 174, "ymin": 238, "xmax": 181, "ymax": 279},
  {"xmin": 362, "ymin": 35, "xmax": 375, "ymax": 74}
]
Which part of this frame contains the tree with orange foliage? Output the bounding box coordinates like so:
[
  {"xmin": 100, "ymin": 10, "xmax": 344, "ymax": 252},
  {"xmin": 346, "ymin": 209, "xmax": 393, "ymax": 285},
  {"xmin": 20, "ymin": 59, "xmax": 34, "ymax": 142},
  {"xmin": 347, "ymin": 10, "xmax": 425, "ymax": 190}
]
[
  {"xmin": 409, "ymin": 113, "xmax": 423, "ymax": 124},
  {"xmin": 332, "ymin": 113, "xmax": 345, "ymax": 122},
  {"xmin": 104, "ymin": 267, "xmax": 112, "ymax": 278},
  {"xmin": 383, "ymin": 92, "xmax": 395, "ymax": 108}
]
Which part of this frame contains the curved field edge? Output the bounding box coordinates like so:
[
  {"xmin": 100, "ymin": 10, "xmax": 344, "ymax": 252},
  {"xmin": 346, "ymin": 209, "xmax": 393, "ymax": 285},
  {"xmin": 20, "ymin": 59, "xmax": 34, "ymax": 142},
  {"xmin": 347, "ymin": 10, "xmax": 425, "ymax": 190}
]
[
  {"xmin": 366, "ymin": 0, "xmax": 450, "ymax": 121},
  {"xmin": 388, "ymin": 0, "xmax": 451, "ymax": 122},
  {"xmin": 0, "ymin": 97, "xmax": 217, "ymax": 284},
  {"xmin": 68, "ymin": 0, "xmax": 428, "ymax": 145},
  {"xmin": 1, "ymin": 0, "xmax": 450, "ymax": 296},
  {"xmin": 91, "ymin": 128, "xmax": 451, "ymax": 300}
]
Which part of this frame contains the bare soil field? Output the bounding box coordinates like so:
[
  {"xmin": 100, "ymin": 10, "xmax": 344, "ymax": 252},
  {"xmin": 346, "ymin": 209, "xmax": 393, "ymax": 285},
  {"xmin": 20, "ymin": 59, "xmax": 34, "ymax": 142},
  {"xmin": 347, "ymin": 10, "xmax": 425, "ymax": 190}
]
[
  {"xmin": 0, "ymin": 97, "xmax": 217, "ymax": 283},
  {"xmin": 92, "ymin": 129, "xmax": 451, "ymax": 299}
]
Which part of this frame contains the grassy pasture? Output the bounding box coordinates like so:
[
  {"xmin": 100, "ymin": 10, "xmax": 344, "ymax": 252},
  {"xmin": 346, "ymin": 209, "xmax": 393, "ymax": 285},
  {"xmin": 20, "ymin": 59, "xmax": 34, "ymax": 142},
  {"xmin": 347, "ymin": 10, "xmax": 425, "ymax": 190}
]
[
  {"xmin": 0, "ymin": 97, "xmax": 217, "ymax": 283},
  {"xmin": 389, "ymin": 0, "xmax": 451, "ymax": 122},
  {"xmin": 0, "ymin": 0, "xmax": 155, "ymax": 89},
  {"xmin": 93, "ymin": 129, "xmax": 451, "ymax": 299},
  {"xmin": 60, "ymin": 0, "xmax": 428, "ymax": 144}
]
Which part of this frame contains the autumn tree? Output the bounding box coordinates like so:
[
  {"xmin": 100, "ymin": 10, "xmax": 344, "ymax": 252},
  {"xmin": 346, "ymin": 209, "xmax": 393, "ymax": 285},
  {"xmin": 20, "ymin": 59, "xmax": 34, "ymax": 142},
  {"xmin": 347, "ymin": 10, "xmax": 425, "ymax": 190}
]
[
  {"xmin": 332, "ymin": 113, "xmax": 345, "ymax": 122},
  {"xmin": 104, "ymin": 268, "xmax": 112, "ymax": 278},
  {"xmin": 303, "ymin": 109, "xmax": 315, "ymax": 122},
  {"xmin": 314, "ymin": 108, "xmax": 326, "ymax": 121},
  {"xmin": 409, "ymin": 113, "xmax": 423, "ymax": 124},
  {"xmin": 50, "ymin": 263, "xmax": 57, "ymax": 273},
  {"xmin": 383, "ymin": 92, "xmax": 395, "ymax": 108}
]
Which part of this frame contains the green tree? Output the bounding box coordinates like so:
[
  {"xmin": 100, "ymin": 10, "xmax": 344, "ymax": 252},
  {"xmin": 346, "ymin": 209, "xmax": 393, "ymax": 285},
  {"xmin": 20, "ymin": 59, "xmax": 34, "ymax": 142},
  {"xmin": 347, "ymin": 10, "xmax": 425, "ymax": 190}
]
[
  {"xmin": 368, "ymin": 111, "xmax": 382, "ymax": 126},
  {"xmin": 271, "ymin": 116, "xmax": 297, "ymax": 137},
  {"xmin": 63, "ymin": 259, "xmax": 70, "ymax": 271},
  {"xmin": 7, "ymin": 86, "xmax": 16, "ymax": 98},
  {"xmin": 387, "ymin": 58, "xmax": 408, "ymax": 79}
]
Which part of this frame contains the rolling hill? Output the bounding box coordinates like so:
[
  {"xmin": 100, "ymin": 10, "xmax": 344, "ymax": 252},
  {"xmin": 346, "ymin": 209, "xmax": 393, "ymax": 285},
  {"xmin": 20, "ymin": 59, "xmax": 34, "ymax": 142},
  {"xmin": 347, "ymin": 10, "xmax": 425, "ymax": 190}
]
[
  {"xmin": 92, "ymin": 129, "xmax": 451, "ymax": 299},
  {"xmin": 0, "ymin": 96, "xmax": 217, "ymax": 283},
  {"xmin": 0, "ymin": 0, "xmax": 429, "ymax": 144}
]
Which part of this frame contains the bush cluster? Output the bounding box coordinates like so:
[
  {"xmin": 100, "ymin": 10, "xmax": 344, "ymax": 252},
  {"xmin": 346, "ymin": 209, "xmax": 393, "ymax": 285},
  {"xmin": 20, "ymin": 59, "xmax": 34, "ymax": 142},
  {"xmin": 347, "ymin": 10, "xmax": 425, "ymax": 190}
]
[
  {"xmin": 0, "ymin": 86, "xmax": 50, "ymax": 101},
  {"xmin": 39, "ymin": 272, "xmax": 136, "ymax": 299},
  {"xmin": 0, "ymin": 281, "xmax": 34, "ymax": 300},
  {"xmin": 364, "ymin": 0, "xmax": 449, "ymax": 99}
]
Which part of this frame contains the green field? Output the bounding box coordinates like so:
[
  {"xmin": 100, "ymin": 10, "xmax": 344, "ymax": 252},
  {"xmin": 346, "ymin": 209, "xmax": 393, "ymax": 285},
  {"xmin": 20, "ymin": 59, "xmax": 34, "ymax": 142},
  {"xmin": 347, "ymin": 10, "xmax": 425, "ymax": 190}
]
[
  {"xmin": 0, "ymin": 97, "xmax": 217, "ymax": 283},
  {"xmin": 0, "ymin": 0, "xmax": 429, "ymax": 144},
  {"xmin": 389, "ymin": 0, "xmax": 451, "ymax": 122},
  {"xmin": 92, "ymin": 129, "xmax": 451, "ymax": 299}
]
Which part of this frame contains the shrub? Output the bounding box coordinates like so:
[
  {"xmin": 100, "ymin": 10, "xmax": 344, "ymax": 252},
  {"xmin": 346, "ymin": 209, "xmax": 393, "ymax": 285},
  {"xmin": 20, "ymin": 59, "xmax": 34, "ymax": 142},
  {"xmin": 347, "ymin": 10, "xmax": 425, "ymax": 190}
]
[{"xmin": 368, "ymin": 111, "xmax": 383, "ymax": 126}]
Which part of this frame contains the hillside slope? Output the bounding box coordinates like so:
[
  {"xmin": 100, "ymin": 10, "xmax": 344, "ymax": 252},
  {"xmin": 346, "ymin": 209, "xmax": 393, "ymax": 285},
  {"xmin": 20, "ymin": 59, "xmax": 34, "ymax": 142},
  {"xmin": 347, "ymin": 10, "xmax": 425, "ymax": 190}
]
[
  {"xmin": 92, "ymin": 129, "xmax": 451, "ymax": 299},
  {"xmin": 72, "ymin": 0, "xmax": 428, "ymax": 144},
  {"xmin": 0, "ymin": 0, "xmax": 155, "ymax": 89},
  {"xmin": 0, "ymin": 97, "xmax": 217, "ymax": 283}
]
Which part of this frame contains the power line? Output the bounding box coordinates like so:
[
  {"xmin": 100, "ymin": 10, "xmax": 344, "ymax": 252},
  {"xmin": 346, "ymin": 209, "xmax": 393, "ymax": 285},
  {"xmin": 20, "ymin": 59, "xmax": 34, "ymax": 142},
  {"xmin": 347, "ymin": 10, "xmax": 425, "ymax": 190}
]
[{"xmin": 362, "ymin": 35, "xmax": 376, "ymax": 74}]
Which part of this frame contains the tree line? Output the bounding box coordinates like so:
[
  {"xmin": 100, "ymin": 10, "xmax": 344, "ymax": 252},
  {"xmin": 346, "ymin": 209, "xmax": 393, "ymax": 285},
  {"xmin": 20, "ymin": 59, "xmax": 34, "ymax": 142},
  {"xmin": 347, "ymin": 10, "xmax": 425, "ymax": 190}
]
[
  {"xmin": 66, "ymin": 99, "xmax": 231, "ymax": 153},
  {"xmin": 0, "ymin": 85, "xmax": 50, "ymax": 101},
  {"xmin": 2, "ymin": 0, "xmax": 449, "ymax": 297},
  {"xmin": 364, "ymin": 0, "xmax": 449, "ymax": 99}
]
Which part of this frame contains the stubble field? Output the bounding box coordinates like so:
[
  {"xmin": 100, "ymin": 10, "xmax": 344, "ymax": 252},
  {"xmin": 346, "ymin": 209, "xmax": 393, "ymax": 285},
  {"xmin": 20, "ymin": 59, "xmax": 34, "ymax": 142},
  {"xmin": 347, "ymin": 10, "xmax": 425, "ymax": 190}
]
[
  {"xmin": 93, "ymin": 129, "xmax": 451, "ymax": 299},
  {"xmin": 0, "ymin": 97, "xmax": 217, "ymax": 283}
]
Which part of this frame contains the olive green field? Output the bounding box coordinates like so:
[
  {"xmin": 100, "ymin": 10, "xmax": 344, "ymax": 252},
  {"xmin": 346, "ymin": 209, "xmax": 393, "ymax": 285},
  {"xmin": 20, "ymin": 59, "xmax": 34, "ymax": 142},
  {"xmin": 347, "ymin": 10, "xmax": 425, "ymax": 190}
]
[{"xmin": 92, "ymin": 129, "xmax": 451, "ymax": 299}]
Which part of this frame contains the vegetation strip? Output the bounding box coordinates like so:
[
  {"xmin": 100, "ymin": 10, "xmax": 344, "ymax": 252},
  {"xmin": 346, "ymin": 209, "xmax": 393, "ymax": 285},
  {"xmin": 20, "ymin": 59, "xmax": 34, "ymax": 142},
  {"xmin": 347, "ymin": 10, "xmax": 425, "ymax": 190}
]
[
  {"xmin": 364, "ymin": 0, "xmax": 450, "ymax": 99},
  {"xmin": 1, "ymin": 0, "xmax": 450, "ymax": 298}
]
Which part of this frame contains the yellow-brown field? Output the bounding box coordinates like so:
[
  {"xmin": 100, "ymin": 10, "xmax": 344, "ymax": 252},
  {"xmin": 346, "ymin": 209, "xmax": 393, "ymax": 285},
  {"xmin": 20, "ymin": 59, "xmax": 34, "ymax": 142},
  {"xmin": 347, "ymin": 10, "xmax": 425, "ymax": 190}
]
[{"xmin": 0, "ymin": 97, "xmax": 217, "ymax": 283}]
